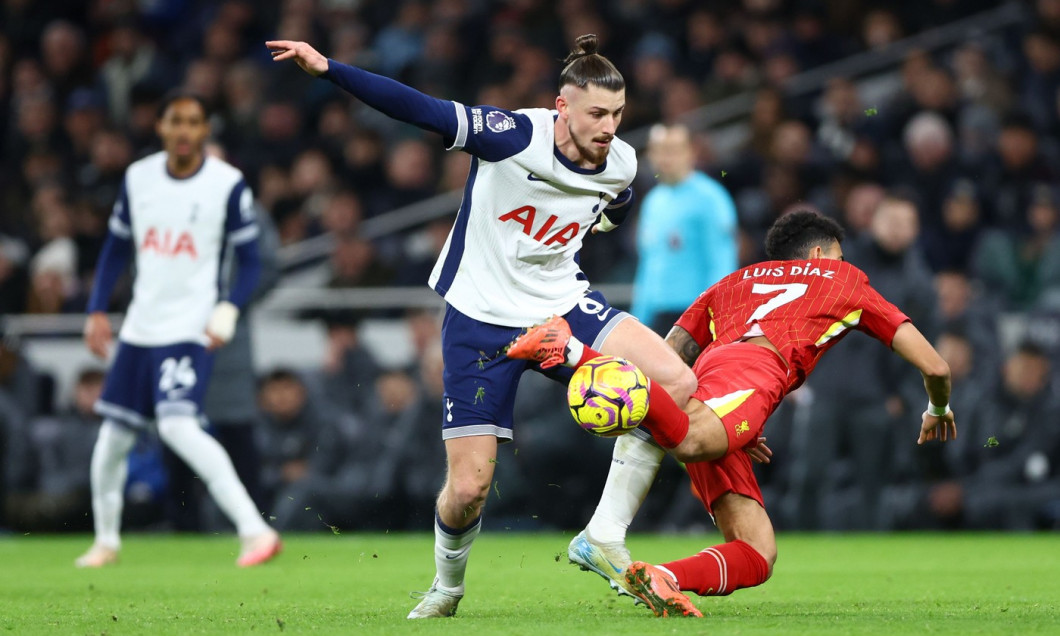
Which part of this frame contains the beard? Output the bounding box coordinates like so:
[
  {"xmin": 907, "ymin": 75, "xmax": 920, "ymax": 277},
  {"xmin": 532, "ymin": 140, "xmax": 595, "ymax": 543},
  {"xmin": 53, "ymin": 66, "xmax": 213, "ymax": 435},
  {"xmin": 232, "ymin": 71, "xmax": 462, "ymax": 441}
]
[{"xmin": 569, "ymin": 125, "xmax": 612, "ymax": 166}]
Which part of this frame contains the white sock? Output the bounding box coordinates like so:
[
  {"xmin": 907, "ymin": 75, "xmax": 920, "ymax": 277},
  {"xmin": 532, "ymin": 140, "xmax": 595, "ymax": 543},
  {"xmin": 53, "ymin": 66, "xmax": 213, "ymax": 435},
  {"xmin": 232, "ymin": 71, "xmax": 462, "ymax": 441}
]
[
  {"xmin": 564, "ymin": 336, "xmax": 585, "ymax": 368},
  {"xmin": 434, "ymin": 513, "xmax": 481, "ymax": 593},
  {"xmin": 585, "ymin": 434, "xmax": 664, "ymax": 544},
  {"xmin": 90, "ymin": 420, "xmax": 138, "ymax": 550},
  {"xmin": 157, "ymin": 415, "xmax": 270, "ymax": 538}
]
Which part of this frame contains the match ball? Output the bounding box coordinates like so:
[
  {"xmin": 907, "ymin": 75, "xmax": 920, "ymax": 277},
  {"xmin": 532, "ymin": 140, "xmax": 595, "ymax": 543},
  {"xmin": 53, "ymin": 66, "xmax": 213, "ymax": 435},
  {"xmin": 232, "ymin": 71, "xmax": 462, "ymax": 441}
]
[{"xmin": 567, "ymin": 355, "xmax": 650, "ymax": 437}]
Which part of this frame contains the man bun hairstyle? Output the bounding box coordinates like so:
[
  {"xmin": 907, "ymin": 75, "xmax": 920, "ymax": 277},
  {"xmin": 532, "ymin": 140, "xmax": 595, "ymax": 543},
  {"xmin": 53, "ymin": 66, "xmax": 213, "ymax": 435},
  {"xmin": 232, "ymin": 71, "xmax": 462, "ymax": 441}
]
[
  {"xmin": 559, "ymin": 34, "xmax": 625, "ymax": 92},
  {"xmin": 765, "ymin": 205, "xmax": 845, "ymax": 260}
]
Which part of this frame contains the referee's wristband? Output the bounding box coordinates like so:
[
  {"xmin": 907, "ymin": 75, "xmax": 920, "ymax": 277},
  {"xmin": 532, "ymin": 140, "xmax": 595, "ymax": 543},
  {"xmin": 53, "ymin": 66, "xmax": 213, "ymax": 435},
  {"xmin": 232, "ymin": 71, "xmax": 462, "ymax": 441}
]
[{"xmin": 926, "ymin": 402, "xmax": 951, "ymax": 417}]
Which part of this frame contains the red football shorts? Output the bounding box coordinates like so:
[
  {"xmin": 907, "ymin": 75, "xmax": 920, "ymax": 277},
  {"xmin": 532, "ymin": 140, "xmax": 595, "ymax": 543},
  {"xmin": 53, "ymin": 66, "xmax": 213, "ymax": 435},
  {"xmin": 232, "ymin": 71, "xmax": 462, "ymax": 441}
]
[{"xmin": 685, "ymin": 342, "xmax": 788, "ymax": 513}]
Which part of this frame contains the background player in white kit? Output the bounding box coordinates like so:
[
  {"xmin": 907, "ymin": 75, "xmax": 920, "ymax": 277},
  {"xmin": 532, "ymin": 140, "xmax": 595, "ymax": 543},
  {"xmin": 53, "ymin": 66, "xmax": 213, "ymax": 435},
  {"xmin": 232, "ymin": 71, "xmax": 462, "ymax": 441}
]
[
  {"xmin": 76, "ymin": 92, "xmax": 281, "ymax": 568},
  {"xmin": 267, "ymin": 35, "xmax": 698, "ymax": 617}
]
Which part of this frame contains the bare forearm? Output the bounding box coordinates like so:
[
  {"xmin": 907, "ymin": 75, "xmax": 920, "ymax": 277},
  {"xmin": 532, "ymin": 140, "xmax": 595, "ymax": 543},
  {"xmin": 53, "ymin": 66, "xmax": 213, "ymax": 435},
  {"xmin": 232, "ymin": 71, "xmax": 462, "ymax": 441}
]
[
  {"xmin": 664, "ymin": 325, "xmax": 701, "ymax": 367},
  {"xmin": 923, "ymin": 373, "xmax": 951, "ymax": 409},
  {"xmin": 891, "ymin": 322, "xmax": 950, "ymax": 405}
]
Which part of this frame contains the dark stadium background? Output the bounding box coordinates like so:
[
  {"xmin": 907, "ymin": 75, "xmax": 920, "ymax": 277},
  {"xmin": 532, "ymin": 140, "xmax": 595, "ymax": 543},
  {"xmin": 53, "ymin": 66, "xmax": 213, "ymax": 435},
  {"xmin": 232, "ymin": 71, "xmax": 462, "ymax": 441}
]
[{"xmin": 1, "ymin": 0, "xmax": 1058, "ymax": 535}]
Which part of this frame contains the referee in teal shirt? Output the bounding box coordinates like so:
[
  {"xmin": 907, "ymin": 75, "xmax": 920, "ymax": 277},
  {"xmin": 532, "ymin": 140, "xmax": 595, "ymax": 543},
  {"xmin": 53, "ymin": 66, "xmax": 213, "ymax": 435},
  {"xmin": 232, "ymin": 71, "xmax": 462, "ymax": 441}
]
[{"xmin": 632, "ymin": 124, "xmax": 738, "ymax": 335}]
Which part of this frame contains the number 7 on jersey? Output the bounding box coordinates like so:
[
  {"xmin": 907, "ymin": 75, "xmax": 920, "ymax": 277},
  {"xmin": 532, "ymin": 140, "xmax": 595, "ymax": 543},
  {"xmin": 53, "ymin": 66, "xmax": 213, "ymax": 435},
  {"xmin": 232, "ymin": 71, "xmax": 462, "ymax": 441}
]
[{"xmin": 745, "ymin": 283, "xmax": 808, "ymax": 324}]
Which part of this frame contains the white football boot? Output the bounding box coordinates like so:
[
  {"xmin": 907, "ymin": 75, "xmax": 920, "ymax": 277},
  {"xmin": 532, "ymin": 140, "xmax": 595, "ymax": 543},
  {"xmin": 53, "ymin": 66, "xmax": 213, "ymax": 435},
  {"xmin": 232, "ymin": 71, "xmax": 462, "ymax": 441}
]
[
  {"xmin": 407, "ymin": 579, "xmax": 463, "ymax": 618},
  {"xmin": 567, "ymin": 530, "xmax": 641, "ymax": 600}
]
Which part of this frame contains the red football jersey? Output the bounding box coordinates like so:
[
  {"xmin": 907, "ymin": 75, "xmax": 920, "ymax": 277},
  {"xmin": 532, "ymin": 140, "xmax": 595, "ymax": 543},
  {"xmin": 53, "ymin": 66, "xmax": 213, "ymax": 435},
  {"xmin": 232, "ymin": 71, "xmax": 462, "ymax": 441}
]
[{"xmin": 675, "ymin": 259, "xmax": 910, "ymax": 393}]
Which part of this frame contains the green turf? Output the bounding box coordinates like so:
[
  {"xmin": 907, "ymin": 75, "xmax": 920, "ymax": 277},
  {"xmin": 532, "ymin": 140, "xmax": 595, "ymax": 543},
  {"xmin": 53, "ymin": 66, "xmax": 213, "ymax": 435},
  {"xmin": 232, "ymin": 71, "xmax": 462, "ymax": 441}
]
[{"xmin": 0, "ymin": 532, "xmax": 1056, "ymax": 634}]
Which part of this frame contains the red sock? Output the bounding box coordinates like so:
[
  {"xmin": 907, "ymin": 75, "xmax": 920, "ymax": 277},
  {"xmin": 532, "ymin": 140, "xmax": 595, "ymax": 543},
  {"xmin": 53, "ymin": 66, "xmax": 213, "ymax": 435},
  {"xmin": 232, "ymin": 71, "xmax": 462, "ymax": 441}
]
[
  {"xmin": 642, "ymin": 380, "xmax": 690, "ymax": 448},
  {"xmin": 662, "ymin": 540, "xmax": 770, "ymax": 596},
  {"xmin": 573, "ymin": 344, "xmax": 602, "ymax": 368}
]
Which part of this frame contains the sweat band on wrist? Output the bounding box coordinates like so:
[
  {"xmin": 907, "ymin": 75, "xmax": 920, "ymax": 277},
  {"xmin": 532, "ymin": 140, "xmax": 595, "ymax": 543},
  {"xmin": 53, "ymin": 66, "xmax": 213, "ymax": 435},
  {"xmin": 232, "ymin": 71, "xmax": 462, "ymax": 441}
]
[{"xmin": 927, "ymin": 402, "xmax": 950, "ymax": 417}]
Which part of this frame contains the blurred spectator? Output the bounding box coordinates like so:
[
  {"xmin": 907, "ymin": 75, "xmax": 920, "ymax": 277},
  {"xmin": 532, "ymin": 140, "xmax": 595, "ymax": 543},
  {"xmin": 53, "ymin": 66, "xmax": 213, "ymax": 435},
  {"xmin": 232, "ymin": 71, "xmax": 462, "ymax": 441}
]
[
  {"xmin": 318, "ymin": 189, "xmax": 363, "ymax": 237},
  {"xmin": 63, "ymin": 89, "xmax": 106, "ymax": 166},
  {"xmin": 0, "ymin": 235, "xmax": 30, "ymax": 315},
  {"xmin": 271, "ymin": 196, "xmax": 309, "ymax": 246},
  {"xmin": 359, "ymin": 366, "xmax": 446, "ymax": 529},
  {"xmin": 365, "ymin": 138, "xmax": 437, "ymax": 218},
  {"xmin": 658, "ymin": 76, "xmax": 703, "ymax": 124},
  {"xmin": 77, "ymin": 128, "xmax": 133, "ymax": 221},
  {"xmin": 839, "ymin": 181, "xmax": 885, "ymax": 239},
  {"xmin": 983, "ymin": 112, "xmax": 1059, "ymax": 230},
  {"xmin": 972, "ymin": 184, "xmax": 1060, "ymax": 309},
  {"xmin": 934, "ymin": 269, "xmax": 1003, "ymax": 373},
  {"xmin": 1020, "ymin": 29, "xmax": 1060, "ymax": 135},
  {"xmin": 703, "ymin": 46, "xmax": 759, "ymax": 103},
  {"xmin": 680, "ymin": 9, "xmax": 724, "ymax": 81},
  {"xmin": 219, "ymin": 61, "xmax": 266, "ymax": 149},
  {"xmin": 40, "ymin": 20, "xmax": 92, "ymax": 105},
  {"xmin": 98, "ymin": 17, "xmax": 172, "ymax": 124},
  {"xmin": 891, "ymin": 111, "xmax": 960, "ymax": 231},
  {"xmin": 125, "ymin": 83, "xmax": 165, "ymax": 152},
  {"xmin": 26, "ymin": 237, "xmax": 80, "ymax": 314},
  {"xmin": 951, "ymin": 42, "xmax": 1012, "ymax": 115},
  {"xmin": 920, "ymin": 179, "xmax": 983, "ymax": 273},
  {"xmin": 394, "ymin": 217, "xmax": 453, "ymax": 287},
  {"xmin": 328, "ymin": 234, "xmax": 393, "ymax": 288},
  {"xmin": 861, "ymin": 8, "xmax": 904, "ymax": 50},
  {"xmin": 929, "ymin": 342, "xmax": 1060, "ymax": 529},
  {"xmin": 314, "ymin": 311, "xmax": 383, "ymax": 418},
  {"xmin": 632, "ymin": 124, "xmax": 738, "ymax": 335},
  {"xmin": 341, "ymin": 128, "xmax": 386, "ymax": 193},
  {"xmin": 257, "ymin": 368, "xmax": 388, "ymax": 531},
  {"xmin": 372, "ymin": 1, "xmax": 428, "ymax": 79},
  {"xmin": 0, "ymin": 341, "xmax": 44, "ymax": 419},
  {"xmin": 3, "ymin": 368, "xmax": 102, "ymax": 531},
  {"xmin": 746, "ymin": 87, "xmax": 786, "ymax": 161}
]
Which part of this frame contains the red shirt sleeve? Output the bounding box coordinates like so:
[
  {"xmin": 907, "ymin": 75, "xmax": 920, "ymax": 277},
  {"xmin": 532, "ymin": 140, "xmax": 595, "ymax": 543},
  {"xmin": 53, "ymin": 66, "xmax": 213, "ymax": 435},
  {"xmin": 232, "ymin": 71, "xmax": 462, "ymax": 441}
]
[
  {"xmin": 854, "ymin": 273, "xmax": 910, "ymax": 347},
  {"xmin": 675, "ymin": 290, "xmax": 715, "ymax": 348}
]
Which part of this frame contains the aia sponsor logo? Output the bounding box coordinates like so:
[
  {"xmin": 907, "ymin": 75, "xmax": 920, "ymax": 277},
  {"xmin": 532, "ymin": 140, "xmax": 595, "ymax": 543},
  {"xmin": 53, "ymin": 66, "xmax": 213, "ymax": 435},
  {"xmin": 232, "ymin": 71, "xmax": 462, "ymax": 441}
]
[
  {"xmin": 140, "ymin": 228, "xmax": 198, "ymax": 258},
  {"xmin": 498, "ymin": 206, "xmax": 579, "ymax": 246}
]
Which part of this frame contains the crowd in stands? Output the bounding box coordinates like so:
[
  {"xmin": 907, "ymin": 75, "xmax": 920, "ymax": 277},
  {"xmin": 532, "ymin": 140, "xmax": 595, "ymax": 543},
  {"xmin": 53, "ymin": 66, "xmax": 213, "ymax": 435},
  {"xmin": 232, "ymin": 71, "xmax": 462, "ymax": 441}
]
[{"xmin": 1, "ymin": 0, "xmax": 1059, "ymax": 534}]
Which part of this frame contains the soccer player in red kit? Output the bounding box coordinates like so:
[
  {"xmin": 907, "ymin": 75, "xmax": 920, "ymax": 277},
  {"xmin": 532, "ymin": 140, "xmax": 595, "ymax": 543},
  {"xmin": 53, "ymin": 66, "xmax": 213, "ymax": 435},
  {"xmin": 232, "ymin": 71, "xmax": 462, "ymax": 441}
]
[{"xmin": 508, "ymin": 208, "xmax": 956, "ymax": 617}]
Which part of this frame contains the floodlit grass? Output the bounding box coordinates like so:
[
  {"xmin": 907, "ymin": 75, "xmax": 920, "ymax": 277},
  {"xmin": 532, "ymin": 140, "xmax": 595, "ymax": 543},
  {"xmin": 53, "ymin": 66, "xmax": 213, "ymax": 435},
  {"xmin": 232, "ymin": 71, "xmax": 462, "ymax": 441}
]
[{"xmin": 0, "ymin": 532, "xmax": 1056, "ymax": 634}]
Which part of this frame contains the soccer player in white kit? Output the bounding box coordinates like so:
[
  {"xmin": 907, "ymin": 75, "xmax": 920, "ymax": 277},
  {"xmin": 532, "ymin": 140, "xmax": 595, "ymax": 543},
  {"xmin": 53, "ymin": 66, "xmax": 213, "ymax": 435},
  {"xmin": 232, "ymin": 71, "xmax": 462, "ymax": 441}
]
[
  {"xmin": 75, "ymin": 92, "xmax": 281, "ymax": 568},
  {"xmin": 267, "ymin": 35, "xmax": 697, "ymax": 616}
]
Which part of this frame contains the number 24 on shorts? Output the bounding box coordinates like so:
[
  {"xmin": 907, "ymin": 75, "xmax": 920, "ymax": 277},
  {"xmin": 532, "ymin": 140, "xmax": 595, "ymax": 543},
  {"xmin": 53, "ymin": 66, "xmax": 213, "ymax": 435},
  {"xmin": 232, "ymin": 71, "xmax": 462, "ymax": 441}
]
[{"xmin": 159, "ymin": 356, "xmax": 197, "ymax": 392}]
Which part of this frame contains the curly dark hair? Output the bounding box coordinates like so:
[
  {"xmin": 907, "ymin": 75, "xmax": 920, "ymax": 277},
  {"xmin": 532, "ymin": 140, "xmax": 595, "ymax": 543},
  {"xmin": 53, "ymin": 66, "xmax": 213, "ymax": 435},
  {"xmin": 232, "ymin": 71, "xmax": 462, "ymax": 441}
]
[{"xmin": 764, "ymin": 206, "xmax": 845, "ymax": 260}]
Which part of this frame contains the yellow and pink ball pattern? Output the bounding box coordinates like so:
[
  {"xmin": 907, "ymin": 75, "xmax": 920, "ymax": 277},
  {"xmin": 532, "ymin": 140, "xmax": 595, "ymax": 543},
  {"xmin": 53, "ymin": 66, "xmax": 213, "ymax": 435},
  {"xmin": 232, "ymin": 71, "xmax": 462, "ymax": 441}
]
[{"xmin": 567, "ymin": 355, "xmax": 651, "ymax": 437}]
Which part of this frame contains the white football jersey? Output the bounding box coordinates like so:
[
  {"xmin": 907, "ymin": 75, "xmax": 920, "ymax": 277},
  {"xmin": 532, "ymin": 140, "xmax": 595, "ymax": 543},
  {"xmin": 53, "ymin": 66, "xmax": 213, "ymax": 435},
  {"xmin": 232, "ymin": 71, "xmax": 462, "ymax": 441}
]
[
  {"xmin": 429, "ymin": 107, "xmax": 637, "ymax": 327},
  {"xmin": 110, "ymin": 152, "xmax": 258, "ymax": 346}
]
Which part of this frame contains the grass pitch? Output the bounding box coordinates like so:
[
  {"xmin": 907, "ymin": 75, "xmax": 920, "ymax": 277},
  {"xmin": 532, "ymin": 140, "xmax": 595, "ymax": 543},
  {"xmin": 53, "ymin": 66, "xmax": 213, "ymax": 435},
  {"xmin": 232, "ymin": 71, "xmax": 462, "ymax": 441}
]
[{"xmin": 0, "ymin": 532, "xmax": 1056, "ymax": 635}]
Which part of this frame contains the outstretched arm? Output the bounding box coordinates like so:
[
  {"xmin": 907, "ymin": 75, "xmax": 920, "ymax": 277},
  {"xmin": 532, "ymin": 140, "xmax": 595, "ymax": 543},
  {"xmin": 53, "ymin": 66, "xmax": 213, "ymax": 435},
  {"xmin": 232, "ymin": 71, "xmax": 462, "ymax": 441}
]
[
  {"xmin": 267, "ymin": 40, "xmax": 457, "ymax": 139},
  {"xmin": 890, "ymin": 321, "xmax": 956, "ymax": 444},
  {"xmin": 267, "ymin": 40, "xmax": 532, "ymax": 160}
]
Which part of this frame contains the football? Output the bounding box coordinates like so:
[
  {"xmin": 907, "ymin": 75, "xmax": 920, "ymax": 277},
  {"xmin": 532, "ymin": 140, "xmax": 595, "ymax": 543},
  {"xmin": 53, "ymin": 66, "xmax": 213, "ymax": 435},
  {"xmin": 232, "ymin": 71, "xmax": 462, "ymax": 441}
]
[{"xmin": 567, "ymin": 355, "xmax": 651, "ymax": 437}]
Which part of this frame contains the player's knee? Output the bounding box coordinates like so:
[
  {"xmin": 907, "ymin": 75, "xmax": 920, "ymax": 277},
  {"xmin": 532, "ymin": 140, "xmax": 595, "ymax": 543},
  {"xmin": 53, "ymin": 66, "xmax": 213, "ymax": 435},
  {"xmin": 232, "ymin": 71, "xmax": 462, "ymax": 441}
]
[
  {"xmin": 760, "ymin": 545, "xmax": 778, "ymax": 578},
  {"xmin": 443, "ymin": 474, "xmax": 491, "ymax": 511},
  {"xmin": 96, "ymin": 420, "xmax": 137, "ymax": 458},
  {"xmin": 657, "ymin": 366, "xmax": 698, "ymax": 405},
  {"xmin": 156, "ymin": 415, "xmax": 201, "ymax": 446},
  {"xmin": 743, "ymin": 537, "xmax": 777, "ymax": 580}
]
